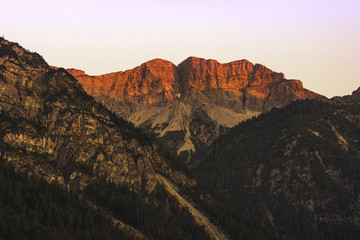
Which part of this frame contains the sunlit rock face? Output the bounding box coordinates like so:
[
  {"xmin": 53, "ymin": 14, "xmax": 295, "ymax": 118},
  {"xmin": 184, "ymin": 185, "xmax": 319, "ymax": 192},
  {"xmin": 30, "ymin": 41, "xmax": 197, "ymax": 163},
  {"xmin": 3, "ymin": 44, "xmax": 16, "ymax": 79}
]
[
  {"xmin": 68, "ymin": 56, "xmax": 321, "ymax": 165},
  {"xmin": 67, "ymin": 58, "xmax": 180, "ymax": 106}
]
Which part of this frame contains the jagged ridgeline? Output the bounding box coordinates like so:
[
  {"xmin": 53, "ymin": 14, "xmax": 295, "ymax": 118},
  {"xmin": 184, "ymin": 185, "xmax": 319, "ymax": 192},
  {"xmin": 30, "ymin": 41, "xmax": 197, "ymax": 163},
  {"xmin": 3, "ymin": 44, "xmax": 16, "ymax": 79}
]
[
  {"xmin": 0, "ymin": 38, "xmax": 280, "ymax": 240},
  {"xmin": 196, "ymin": 98, "xmax": 360, "ymax": 240},
  {"xmin": 0, "ymin": 158, "xmax": 130, "ymax": 239}
]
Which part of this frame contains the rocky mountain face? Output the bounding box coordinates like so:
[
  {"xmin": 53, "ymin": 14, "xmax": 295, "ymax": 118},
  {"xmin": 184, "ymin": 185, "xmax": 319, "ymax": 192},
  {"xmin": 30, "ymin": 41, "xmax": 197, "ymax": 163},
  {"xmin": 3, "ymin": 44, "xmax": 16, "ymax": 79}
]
[
  {"xmin": 196, "ymin": 97, "xmax": 360, "ymax": 239},
  {"xmin": 0, "ymin": 39, "xmax": 191, "ymax": 191},
  {"xmin": 68, "ymin": 57, "xmax": 320, "ymax": 164}
]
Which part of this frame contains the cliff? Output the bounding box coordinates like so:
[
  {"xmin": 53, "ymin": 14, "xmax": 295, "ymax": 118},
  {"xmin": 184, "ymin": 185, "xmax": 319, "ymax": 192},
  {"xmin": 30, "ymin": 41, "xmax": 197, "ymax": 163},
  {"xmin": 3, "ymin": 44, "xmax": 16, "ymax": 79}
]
[{"xmin": 69, "ymin": 57, "xmax": 319, "ymax": 111}]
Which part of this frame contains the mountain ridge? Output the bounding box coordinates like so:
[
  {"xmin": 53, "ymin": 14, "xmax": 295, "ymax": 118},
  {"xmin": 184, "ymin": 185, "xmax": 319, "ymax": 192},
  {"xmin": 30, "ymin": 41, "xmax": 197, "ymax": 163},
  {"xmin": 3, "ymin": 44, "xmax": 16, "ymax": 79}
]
[
  {"xmin": 67, "ymin": 56, "xmax": 321, "ymax": 164},
  {"xmin": 67, "ymin": 56, "xmax": 319, "ymax": 106}
]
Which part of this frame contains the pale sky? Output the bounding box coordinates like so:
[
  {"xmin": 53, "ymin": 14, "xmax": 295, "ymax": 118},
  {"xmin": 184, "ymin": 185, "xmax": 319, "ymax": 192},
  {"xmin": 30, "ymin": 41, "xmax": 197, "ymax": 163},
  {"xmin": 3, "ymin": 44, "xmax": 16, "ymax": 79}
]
[{"xmin": 1, "ymin": 0, "xmax": 359, "ymax": 97}]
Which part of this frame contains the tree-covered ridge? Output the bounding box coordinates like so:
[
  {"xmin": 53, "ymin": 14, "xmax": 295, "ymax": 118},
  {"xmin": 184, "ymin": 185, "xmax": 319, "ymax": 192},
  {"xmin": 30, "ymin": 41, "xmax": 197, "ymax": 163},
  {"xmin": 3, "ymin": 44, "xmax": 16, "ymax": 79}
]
[
  {"xmin": 83, "ymin": 178, "xmax": 209, "ymax": 240},
  {"xmin": 196, "ymin": 99, "xmax": 360, "ymax": 240},
  {"xmin": 0, "ymin": 158, "xmax": 132, "ymax": 240},
  {"xmin": 0, "ymin": 156, "xmax": 210, "ymax": 240}
]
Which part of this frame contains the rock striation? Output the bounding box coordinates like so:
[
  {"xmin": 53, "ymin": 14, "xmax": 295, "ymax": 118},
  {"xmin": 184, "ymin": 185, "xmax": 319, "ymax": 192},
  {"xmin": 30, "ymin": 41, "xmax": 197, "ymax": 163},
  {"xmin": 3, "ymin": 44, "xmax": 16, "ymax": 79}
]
[{"xmin": 68, "ymin": 57, "xmax": 321, "ymax": 164}]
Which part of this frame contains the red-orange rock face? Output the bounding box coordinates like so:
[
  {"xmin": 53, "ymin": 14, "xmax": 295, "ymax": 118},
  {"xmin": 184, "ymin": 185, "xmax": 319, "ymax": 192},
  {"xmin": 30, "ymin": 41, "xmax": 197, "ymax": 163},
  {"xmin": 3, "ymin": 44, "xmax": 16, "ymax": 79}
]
[
  {"xmin": 69, "ymin": 57, "xmax": 319, "ymax": 109},
  {"xmin": 68, "ymin": 59, "xmax": 180, "ymax": 105},
  {"xmin": 178, "ymin": 57, "xmax": 254, "ymax": 95}
]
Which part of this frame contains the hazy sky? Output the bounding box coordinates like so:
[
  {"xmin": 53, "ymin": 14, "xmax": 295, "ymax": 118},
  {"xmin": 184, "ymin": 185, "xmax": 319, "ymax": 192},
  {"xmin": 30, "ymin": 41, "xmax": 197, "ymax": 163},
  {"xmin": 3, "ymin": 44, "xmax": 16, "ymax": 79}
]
[{"xmin": 1, "ymin": 0, "xmax": 359, "ymax": 97}]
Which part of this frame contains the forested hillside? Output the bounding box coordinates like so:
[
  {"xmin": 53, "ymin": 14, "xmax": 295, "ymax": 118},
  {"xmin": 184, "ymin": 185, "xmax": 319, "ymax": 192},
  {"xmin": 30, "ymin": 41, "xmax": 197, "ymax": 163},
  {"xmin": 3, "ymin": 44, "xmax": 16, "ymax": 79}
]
[{"xmin": 197, "ymin": 99, "xmax": 360, "ymax": 240}]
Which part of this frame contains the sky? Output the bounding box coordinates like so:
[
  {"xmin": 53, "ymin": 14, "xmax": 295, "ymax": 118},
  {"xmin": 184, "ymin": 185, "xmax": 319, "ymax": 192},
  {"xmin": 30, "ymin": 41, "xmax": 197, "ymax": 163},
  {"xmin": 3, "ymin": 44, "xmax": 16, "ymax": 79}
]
[{"xmin": 1, "ymin": 0, "xmax": 359, "ymax": 97}]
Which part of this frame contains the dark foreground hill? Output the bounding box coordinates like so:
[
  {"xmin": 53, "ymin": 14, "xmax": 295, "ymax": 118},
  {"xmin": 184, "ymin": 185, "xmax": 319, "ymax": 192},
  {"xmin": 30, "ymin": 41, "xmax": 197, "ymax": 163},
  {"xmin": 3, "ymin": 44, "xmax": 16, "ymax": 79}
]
[{"xmin": 196, "ymin": 96, "xmax": 360, "ymax": 239}]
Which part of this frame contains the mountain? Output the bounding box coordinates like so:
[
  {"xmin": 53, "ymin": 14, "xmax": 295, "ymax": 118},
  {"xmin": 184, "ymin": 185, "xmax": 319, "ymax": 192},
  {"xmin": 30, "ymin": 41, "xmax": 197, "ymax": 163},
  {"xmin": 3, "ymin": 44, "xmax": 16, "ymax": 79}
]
[
  {"xmin": 0, "ymin": 37, "xmax": 233, "ymax": 239},
  {"xmin": 4, "ymin": 36, "xmax": 355, "ymax": 240},
  {"xmin": 67, "ymin": 57, "xmax": 321, "ymax": 164},
  {"xmin": 196, "ymin": 93, "xmax": 360, "ymax": 239}
]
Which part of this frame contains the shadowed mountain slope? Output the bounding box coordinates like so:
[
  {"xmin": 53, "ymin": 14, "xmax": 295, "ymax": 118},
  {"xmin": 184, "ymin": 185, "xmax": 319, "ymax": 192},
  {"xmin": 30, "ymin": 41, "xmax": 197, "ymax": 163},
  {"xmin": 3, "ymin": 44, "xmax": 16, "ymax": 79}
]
[{"xmin": 196, "ymin": 95, "xmax": 360, "ymax": 240}]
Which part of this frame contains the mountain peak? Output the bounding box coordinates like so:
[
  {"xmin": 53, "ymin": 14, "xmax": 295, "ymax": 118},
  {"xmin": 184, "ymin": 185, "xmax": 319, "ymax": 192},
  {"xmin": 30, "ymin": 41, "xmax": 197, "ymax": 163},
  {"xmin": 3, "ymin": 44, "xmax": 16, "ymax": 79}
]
[
  {"xmin": 65, "ymin": 56, "xmax": 321, "ymax": 162},
  {"xmin": 142, "ymin": 58, "xmax": 175, "ymax": 67},
  {"xmin": 179, "ymin": 56, "xmax": 220, "ymax": 65},
  {"xmin": 65, "ymin": 56, "xmax": 321, "ymax": 109},
  {"xmin": 66, "ymin": 56, "xmax": 318, "ymax": 108}
]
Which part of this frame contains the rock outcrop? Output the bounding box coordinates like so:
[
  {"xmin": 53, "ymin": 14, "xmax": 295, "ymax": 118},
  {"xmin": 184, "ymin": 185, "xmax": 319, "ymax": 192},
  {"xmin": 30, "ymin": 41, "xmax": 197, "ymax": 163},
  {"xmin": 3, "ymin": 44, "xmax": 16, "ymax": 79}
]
[{"xmin": 68, "ymin": 57, "xmax": 321, "ymax": 164}]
